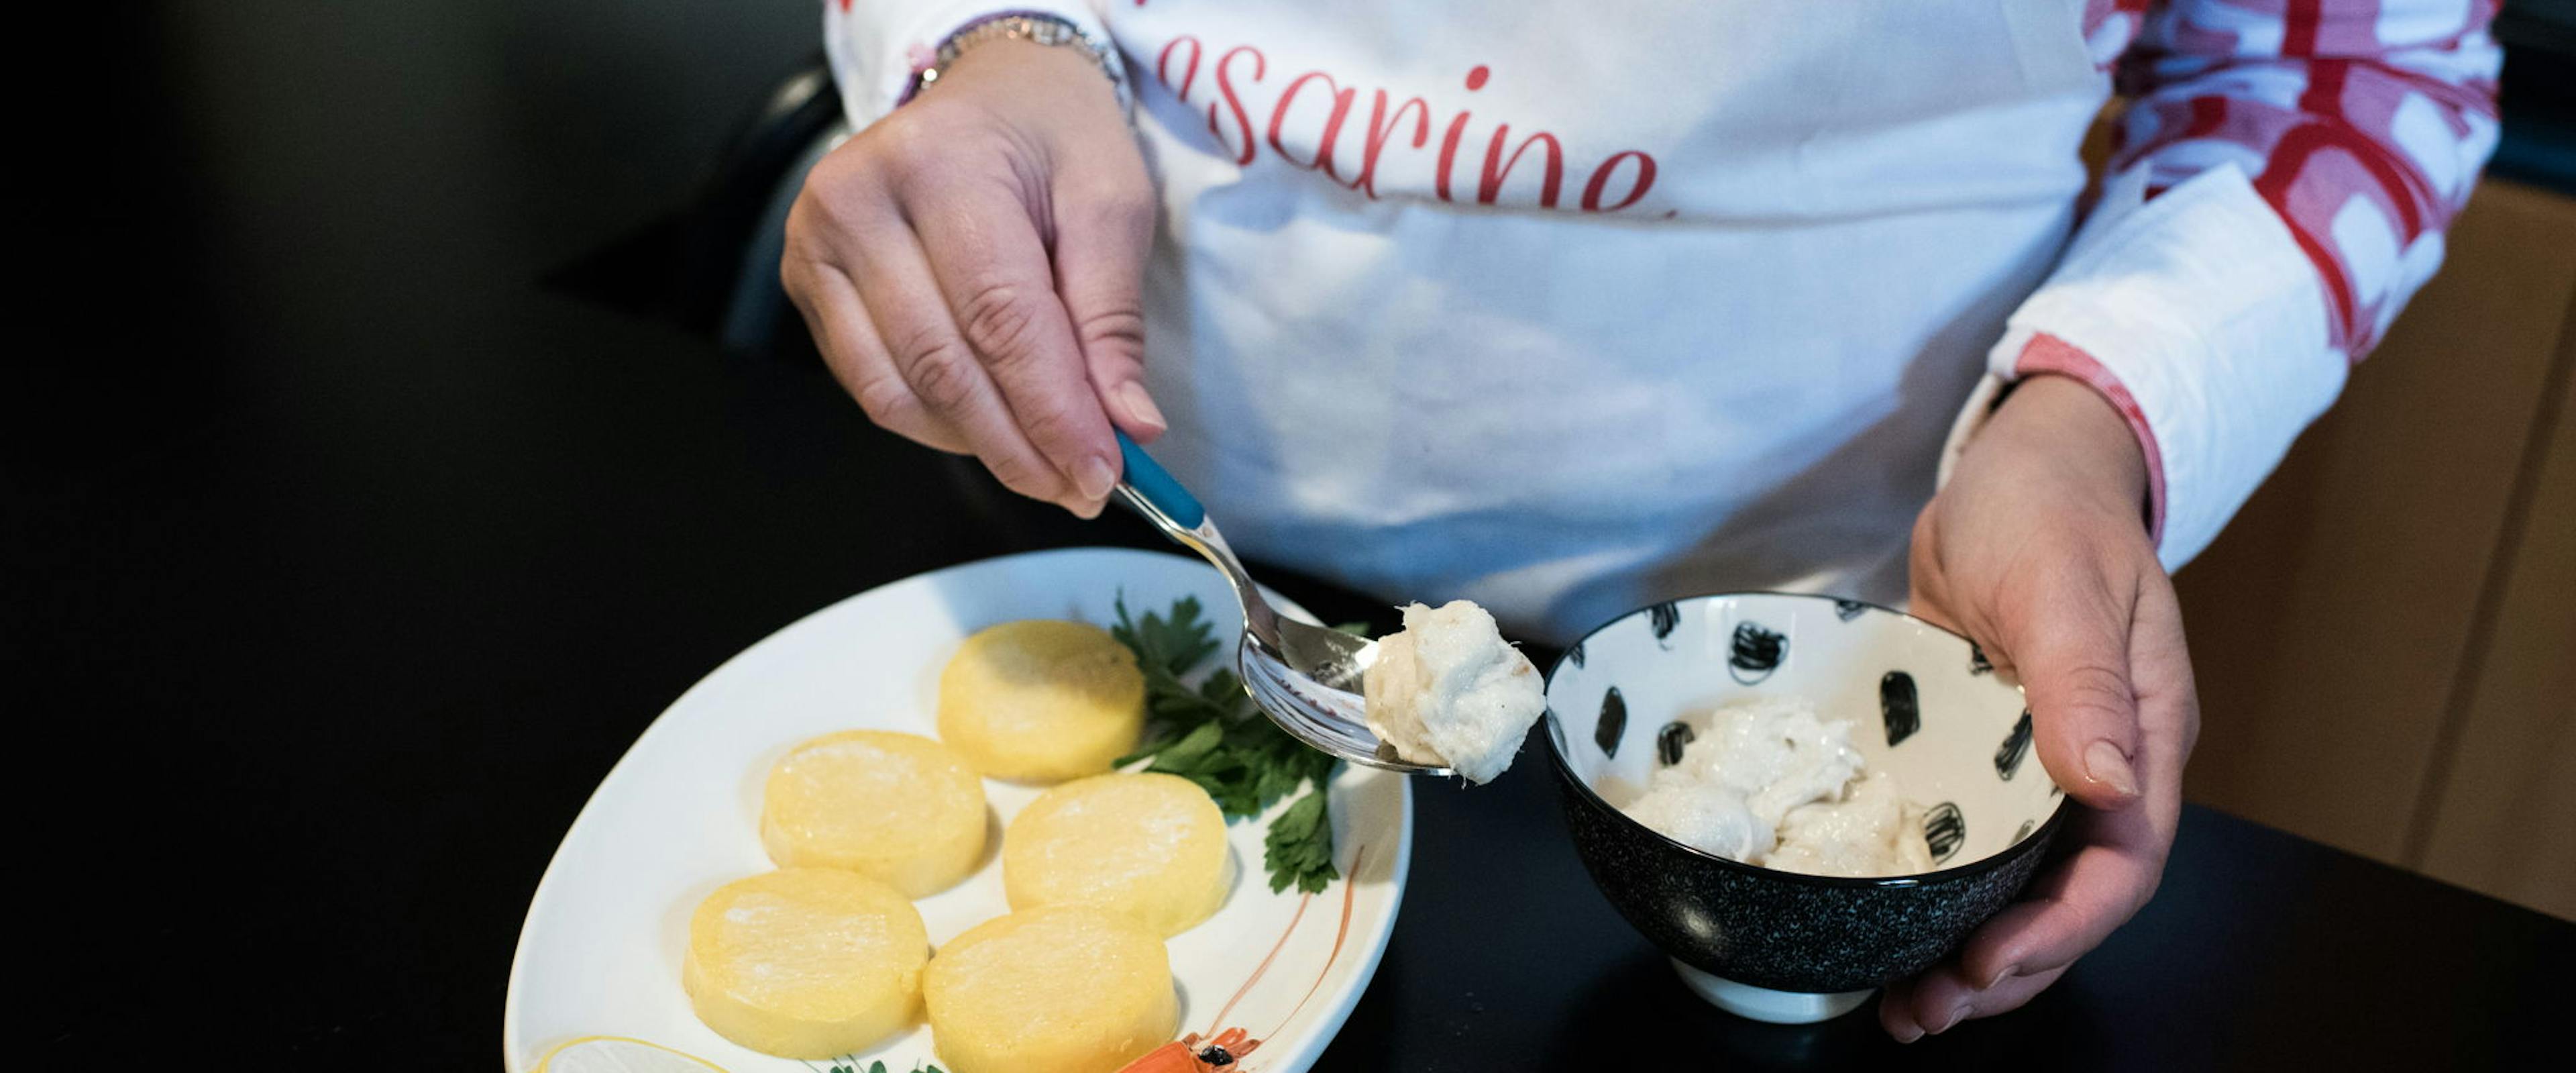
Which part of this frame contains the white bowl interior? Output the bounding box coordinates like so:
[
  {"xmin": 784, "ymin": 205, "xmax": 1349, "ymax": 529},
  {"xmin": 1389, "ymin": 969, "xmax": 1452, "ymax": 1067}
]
[{"xmin": 1548, "ymin": 595, "xmax": 2064, "ymax": 873}]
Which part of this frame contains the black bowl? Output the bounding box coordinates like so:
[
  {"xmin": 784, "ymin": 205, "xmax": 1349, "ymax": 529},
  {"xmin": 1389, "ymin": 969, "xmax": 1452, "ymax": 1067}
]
[{"xmin": 1543, "ymin": 594, "xmax": 2069, "ymax": 1013}]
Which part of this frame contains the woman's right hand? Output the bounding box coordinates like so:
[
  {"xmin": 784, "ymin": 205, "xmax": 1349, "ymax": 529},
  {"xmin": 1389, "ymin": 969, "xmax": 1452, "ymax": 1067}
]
[{"xmin": 784, "ymin": 38, "xmax": 1163, "ymax": 517}]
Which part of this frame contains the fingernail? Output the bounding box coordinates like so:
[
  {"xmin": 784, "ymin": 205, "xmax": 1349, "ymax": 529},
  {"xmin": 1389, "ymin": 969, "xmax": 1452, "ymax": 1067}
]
[
  {"xmin": 1984, "ymin": 963, "xmax": 2017, "ymax": 990},
  {"xmin": 2085, "ymin": 740, "xmax": 2140, "ymax": 797},
  {"xmin": 1074, "ymin": 456, "xmax": 1117, "ymax": 501},
  {"xmin": 1893, "ymin": 1023, "xmax": 1925, "ymax": 1045},
  {"xmin": 1118, "ymin": 382, "xmax": 1166, "ymax": 433},
  {"xmin": 1928, "ymin": 999, "xmax": 1972, "ymax": 1035}
]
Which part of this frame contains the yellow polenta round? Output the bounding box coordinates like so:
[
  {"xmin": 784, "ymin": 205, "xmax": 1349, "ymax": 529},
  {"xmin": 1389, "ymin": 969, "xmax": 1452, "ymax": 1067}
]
[
  {"xmin": 923, "ymin": 907, "xmax": 1178, "ymax": 1073},
  {"xmin": 937, "ymin": 620, "xmax": 1145, "ymax": 782},
  {"xmin": 762, "ymin": 729, "xmax": 987, "ymax": 897},
  {"xmin": 1004, "ymin": 772, "xmax": 1231, "ymax": 936},
  {"xmin": 682, "ymin": 868, "xmax": 928, "ymax": 1060}
]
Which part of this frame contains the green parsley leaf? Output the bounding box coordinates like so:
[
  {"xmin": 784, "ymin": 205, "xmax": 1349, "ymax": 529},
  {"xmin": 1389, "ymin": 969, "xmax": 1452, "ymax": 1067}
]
[
  {"xmin": 1112, "ymin": 591, "xmax": 1340, "ymax": 895},
  {"xmin": 1263, "ymin": 788, "xmax": 1338, "ymax": 894},
  {"xmin": 1112, "ymin": 594, "xmax": 1221, "ymax": 678}
]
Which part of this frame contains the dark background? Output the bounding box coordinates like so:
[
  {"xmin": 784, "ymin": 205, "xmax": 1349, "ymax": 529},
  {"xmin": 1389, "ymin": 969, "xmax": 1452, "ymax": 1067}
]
[{"xmin": 25, "ymin": 2, "xmax": 2575, "ymax": 1068}]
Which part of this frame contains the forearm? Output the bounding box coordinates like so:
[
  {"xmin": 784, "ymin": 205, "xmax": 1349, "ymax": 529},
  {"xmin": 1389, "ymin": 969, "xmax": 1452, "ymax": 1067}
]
[{"xmin": 1946, "ymin": 0, "xmax": 2502, "ymax": 570}]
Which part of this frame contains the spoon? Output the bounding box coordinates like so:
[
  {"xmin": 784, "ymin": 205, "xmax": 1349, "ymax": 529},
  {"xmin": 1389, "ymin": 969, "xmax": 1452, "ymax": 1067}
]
[{"xmin": 1111, "ymin": 431, "xmax": 1450, "ymax": 776}]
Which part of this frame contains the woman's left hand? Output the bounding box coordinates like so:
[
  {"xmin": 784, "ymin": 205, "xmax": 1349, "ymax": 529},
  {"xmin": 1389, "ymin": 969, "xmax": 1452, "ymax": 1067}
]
[{"xmin": 1889, "ymin": 374, "xmax": 2202, "ymax": 1040}]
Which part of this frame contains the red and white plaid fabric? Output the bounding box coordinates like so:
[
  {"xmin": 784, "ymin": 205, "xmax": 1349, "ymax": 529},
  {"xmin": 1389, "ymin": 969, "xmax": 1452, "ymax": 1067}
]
[
  {"xmin": 2095, "ymin": 0, "xmax": 2502, "ymax": 358},
  {"xmin": 1972, "ymin": 0, "xmax": 2500, "ymax": 562}
]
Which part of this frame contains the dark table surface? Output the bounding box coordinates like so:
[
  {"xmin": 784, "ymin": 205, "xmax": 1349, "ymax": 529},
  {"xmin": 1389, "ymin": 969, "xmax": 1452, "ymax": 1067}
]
[{"xmin": 35, "ymin": 3, "xmax": 2571, "ymax": 1068}]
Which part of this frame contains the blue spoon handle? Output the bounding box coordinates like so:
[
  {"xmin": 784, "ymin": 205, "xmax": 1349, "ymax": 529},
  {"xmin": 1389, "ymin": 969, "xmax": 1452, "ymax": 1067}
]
[{"xmin": 1116, "ymin": 431, "xmax": 1205, "ymax": 529}]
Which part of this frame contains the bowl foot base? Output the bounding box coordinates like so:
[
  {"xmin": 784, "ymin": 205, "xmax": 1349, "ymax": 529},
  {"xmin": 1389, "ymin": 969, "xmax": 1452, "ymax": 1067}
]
[{"xmin": 1668, "ymin": 958, "xmax": 1874, "ymax": 1024}]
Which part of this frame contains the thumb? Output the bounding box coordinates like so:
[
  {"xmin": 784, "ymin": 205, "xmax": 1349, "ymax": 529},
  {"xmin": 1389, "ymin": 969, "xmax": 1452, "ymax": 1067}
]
[
  {"xmin": 1051, "ymin": 170, "xmax": 1165, "ymax": 443},
  {"xmin": 2001, "ymin": 566, "xmax": 2144, "ymax": 809}
]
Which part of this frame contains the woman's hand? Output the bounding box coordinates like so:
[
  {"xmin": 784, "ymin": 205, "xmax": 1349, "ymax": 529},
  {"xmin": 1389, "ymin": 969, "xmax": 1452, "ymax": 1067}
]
[
  {"xmin": 784, "ymin": 39, "xmax": 1165, "ymax": 517},
  {"xmin": 1889, "ymin": 374, "xmax": 2202, "ymax": 1039}
]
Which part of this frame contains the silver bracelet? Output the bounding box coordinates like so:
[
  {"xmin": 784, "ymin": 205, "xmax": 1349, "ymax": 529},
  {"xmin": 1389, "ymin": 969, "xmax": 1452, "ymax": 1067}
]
[{"xmin": 912, "ymin": 13, "xmax": 1131, "ymax": 115}]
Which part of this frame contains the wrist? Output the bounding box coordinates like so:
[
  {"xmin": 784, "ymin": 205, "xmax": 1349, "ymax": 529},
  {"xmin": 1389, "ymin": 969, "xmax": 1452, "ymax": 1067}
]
[
  {"xmin": 1982, "ymin": 374, "xmax": 2153, "ymax": 528},
  {"xmin": 915, "ymin": 15, "xmax": 1128, "ymax": 113},
  {"xmin": 939, "ymin": 37, "xmax": 1101, "ymax": 87}
]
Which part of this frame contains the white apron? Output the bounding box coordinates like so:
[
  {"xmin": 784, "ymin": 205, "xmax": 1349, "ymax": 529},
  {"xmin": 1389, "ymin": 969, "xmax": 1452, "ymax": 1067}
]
[
  {"xmin": 830, "ymin": 1, "xmax": 2116, "ymax": 641},
  {"xmin": 1108, "ymin": 1, "xmax": 2106, "ymax": 640}
]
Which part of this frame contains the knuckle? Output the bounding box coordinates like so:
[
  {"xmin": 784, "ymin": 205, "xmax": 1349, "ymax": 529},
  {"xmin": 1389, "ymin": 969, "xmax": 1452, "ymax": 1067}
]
[
  {"xmin": 782, "ymin": 194, "xmax": 816, "ymax": 242},
  {"xmin": 851, "ymin": 374, "xmax": 914, "ymax": 427},
  {"xmin": 798, "ymin": 153, "xmax": 853, "ymax": 199},
  {"xmin": 875, "ymin": 119, "xmax": 964, "ymax": 185},
  {"xmin": 955, "ymin": 280, "xmax": 1048, "ymax": 368},
  {"xmin": 808, "ymin": 142, "xmax": 877, "ymax": 191},
  {"xmin": 879, "ymin": 146, "xmax": 935, "ymax": 188},
  {"xmin": 780, "ymin": 236, "xmax": 833, "ymax": 295},
  {"xmin": 782, "ymin": 199, "xmax": 833, "ymax": 264},
  {"xmin": 900, "ymin": 338, "xmax": 983, "ymax": 413},
  {"xmin": 796, "ymin": 172, "xmax": 880, "ymax": 237},
  {"xmin": 2050, "ymin": 662, "xmax": 2133, "ymax": 722},
  {"xmin": 853, "ymin": 113, "xmax": 926, "ymax": 162},
  {"xmin": 1073, "ymin": 306, "xmax": 1146, "ymax": 357},
  {"xmin": 776, "ymin": 252, "xmax": 808, "ymax": 299}
]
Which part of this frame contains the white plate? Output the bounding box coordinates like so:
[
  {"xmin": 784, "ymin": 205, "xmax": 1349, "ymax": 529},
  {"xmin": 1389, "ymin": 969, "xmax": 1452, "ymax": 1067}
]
[{"xmin": 504, "ymin": 548, "xmax": 1412, "ymax": 1073}]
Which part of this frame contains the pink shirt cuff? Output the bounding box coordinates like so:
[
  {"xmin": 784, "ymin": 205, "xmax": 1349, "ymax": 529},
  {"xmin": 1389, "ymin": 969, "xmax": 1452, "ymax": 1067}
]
[{"xmin": 2011, "ymin": 332, "xmax": 2169, "ymax": 546}]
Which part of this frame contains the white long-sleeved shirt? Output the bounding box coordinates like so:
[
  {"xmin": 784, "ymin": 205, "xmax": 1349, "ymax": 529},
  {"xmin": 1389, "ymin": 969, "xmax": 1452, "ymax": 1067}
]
[{"xmin": 826, "ymin": 0, "xmax": 2501, "ymax": 641}]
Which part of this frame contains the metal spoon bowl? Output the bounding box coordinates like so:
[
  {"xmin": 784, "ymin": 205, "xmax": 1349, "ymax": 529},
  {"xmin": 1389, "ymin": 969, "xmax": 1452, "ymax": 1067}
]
[{"xmin": 1112, "ymin": 432, "xmax": 1451, "ymax": 776}]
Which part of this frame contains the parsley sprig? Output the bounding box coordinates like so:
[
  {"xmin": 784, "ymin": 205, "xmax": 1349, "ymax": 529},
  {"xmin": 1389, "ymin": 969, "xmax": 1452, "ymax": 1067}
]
[{"xmin": 1112, "ymin": 594, "xmax": 1341, "ymax": 894}]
